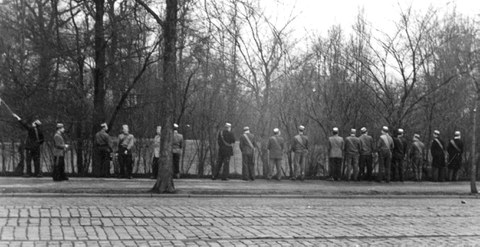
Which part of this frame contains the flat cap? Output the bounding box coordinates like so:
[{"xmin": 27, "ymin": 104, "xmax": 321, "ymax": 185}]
[
  {"xmin": 434, "ymin": 130, "xmax": 440, "ymax": 135},
  {"xmin": 56, "ymin": 123, "xmax": 64, "ymax": 128},
  {"xmin": 360, "ymin": 127, "xmax": 367, "ymax": 133},
  {"xmin": 225, "ymin": 123, "xmax": 232, "ymax": 127},
  {"xmin": 100, "ymin": 122, "xmax": 108, "ymax": 128},
  {"xmin": 243, "ymin": 126, "xmax": 249, "ymax": 131}
]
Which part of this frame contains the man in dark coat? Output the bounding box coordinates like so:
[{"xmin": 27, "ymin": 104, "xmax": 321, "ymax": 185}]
[
  {"xmin": 376, "ymin": 126, "xmax": 394, "ymax": 183},
  {"xmin": 392, "ymin": 128, "xmax": 408, "ymax": 182},
  {"xmin": 12, "ymin": 113, "xmax": 44, "ymax": 177},
  {"xmin": 431, "ymin": 130, "xmax": 446, "ymax": 182},
  {"xmin": 447, "ymin": 131, "xmax": 464, "ymax": 181},
  {"xmin": 213, "ymin": 123, "xmax": 235, "ymax": 180},
  {"xmin": 359, "ymin": 127, "xmax": 374, "ymax": 181},
  {"xmin": 94, "ymin": 123, "xmax": 113, "ymax": 177},
  {"xmin": 239, "ymin": 126, "xmax": 257, "ymax": 181}
]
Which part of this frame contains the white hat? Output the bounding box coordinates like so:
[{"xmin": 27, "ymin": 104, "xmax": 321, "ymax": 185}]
[
  {"xmin": 351, "ymin": 128, "xmax": 356, "ymax": 134},
  {"xmin": 360, "ymin": 127, "xmax": 367, "ymax": 133},
  {"xmin": 434, "ymin": 130, "xmax": 440, "ymax": 135},
  {"xmin": 273, "ymin": 128, "xmax": 280, "ymax": 133},
  {"xmin": 173, "ymin": 123, "xmax": 179, "ymax": 129},
  {"xmin": 413, "ymin": 133, "xmax": 420, "ymax": 139},
  {"xmin": 382, "ymin": 126, "xmax": 389, "ymax": 132},
  {"xmin": 299, "ymin": 125, "xmax": 305, "ymax": 131},
  {"xmin": 56, "ymin": 123, "xmax": 64, "ymax": 129},
  {"xmin": 225, "ymin": 123, "xmax": 232, "ymax": 127},
  {"xmin": 100, "ymin": 122, "xmax": 108, "ymax": 128},
  {"xmin": 454, "ymin": 131, "xmax": 461, "ymax": 136},
  {"xmin": 33, "ymin": 120, "xmax": 42, "ymax": 126},
  {"xmin": 398, "ymin": 128, "xmax": 404, "ymax": 134},
  {"xmin": 243, "ymin": 126, "xmax": 249, "ymax": 131},
  {"xmin": 333, "ymin": 127, "xmax": 339, "ymax": 132}
]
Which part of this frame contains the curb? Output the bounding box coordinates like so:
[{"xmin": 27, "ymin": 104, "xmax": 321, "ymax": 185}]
[{"xmin": 1, "ymin": 192, "xmax": 479, "ymax": 199}]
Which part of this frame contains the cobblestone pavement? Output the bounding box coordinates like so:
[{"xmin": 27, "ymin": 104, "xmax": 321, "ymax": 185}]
[{"xmin": 0, "ymin": 197, "xmax": 479, "ymax": 246}]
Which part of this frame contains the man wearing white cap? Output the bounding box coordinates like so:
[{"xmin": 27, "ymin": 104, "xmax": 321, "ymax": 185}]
[
  {"xmin": 359, "ymin": 127, "xmax": 374, "ymax": 181},
  {"xmin": 172, "ymin": 124, "xmax": 184, "ymax": 179},
  {"xmin": 213, "ymin": 123, "xmax": 235, "ymax": 180},
  {"xmin": 376, "ymin": 126, "xmax": 394, "ymax": 183},
  {"xmin": 267, "ymin": 128, "xmax": 285, "ymax": 180},
  {"xmin": 409, "ymin": 134, "xmax": 425, "ymax": 181},
  {"xmin": 344, "ymin": 128, "xmax": 362, "ymax": 181},
  {"xmin": 12, "ymin": 113, "xmax": 44, "ymax": 177},
  {"xmin": 52, "ymin": 123, "xmax": 69, "ymax": 181},
  {"xmin": 118, "ymin": 124, "xmax": 135, "ymax": 179},
  {"xmin": 431, "ymin": 130, "xmax": 446, "ymax": 182},
  {"xmin": 239, "ymin": 126, "xmax": 257, "ymax": 181},
  {"xmin": 328, "ymin": 127, "xmax": 344, "ymax": 181},
  {"xmin": 291, "ymin": 125, "xmax": 309, "ymax": 181},
  {"xmin": 94, "ymin": 123, "xmax": 113, "ymax": 177},
  {"xmin": 447, "ymin": 131, "xmax": 463, "ymax": 181},
  {"xmin": 392, "ymin": 128, "xmax": 408, "ymax": 182}
]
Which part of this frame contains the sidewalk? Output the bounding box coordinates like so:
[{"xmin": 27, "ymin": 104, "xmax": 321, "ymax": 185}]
[{"xmin": 0, "ymin": 177, "xmax": 478, "ymax": 198}]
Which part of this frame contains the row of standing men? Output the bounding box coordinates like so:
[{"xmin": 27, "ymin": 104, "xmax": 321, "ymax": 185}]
[
  {"xmin": 328, "ymin": 126, "xmax": 464, "ymax": 182},
  {"xmin": 12, "ymin": 112, "xmax": 185, "ymax": 181},
  {"xmin": 12, "ymin": 110, "xmax": 463, "ymax": 182},
  {"xmin": 94, "ymin": 123, "xmax": 184, "ymax": 179},
  {"xmin": 215, "ymin": 123, "xmax": 464, "ymax": 182}
]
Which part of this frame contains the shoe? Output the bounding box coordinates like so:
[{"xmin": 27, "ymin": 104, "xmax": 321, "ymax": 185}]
[
  {"xmin": 211, "ymin": 177, "xmax": 216, "ymax": 180},
  {"xmin": 221, "ymin": 178, "xmax": 229, "ymax": 181},
  {"xmin": 275, "ymin": 177, "xmax": 281, "ymax": 181},
  {"xmin": 36, "ymin": 174, "xmax": 43, "ymax": 178},
  {"xmin": 290, "ymin": 177, "xmax": 296, "ymax": 181},
  {"xmin": 63, "ymin": 177, "xmax": 69, "ymax": 181}
]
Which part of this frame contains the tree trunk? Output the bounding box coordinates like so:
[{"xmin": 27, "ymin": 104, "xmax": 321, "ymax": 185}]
[
  {"xmin": 151, "ymin": 0, "xmax": 178, "ymax": 193},
  {"xmin": 471, "ymin": 95, "xmax": 478, "ymax": 194},
  {"xmin": 92, "ymin": 0, "xmax": 106, "ymax": 177}
]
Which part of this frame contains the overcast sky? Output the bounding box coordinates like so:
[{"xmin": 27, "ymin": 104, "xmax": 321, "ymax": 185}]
[{"xmin": 262, "ymin": 0, "xmax": 479, "ymax": 38}]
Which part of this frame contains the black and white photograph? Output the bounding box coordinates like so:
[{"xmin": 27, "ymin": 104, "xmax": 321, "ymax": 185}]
[{"xmin": 0, "ymin": 0, "xmax": 479, "ymax": 246}]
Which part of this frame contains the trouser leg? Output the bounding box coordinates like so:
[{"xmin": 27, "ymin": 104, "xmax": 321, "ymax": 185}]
[
  {"xmin": 359, "ymin": 155, "xmax": 366, "ymax": 180},
  {"xmin": 432, "ymin": 167, "xmax": 438, "ymax": 182},
  {"xmin": 126, "ymin": 154, "xmax": 133, "ymax": 177},
  {"xmin": 345, "ymin": 155, "xmax": 352, "ymax": 181},
  {"xmin": 222, "ymin": 156, "xmax": 230, "ymax": 179},
  {"xmin": 300, "ymin": 153, "xmax": 306, "ymax": 179},
  {"xmin": 59, "ymin": 157, "xmax": 67, "ymax": 180},
  {"xmin": 26, "ymin": 150, "xmax": 33, "ymax": 175},
  {"xmin": 377, "ymin": 156, "xmax": 385, "ymax": 182},
  {"xmin": 152, "ymin": 157, "xmax": 159, "ymax": 178},
  {"xmin": 293, "ymin": 153, "xmax": 300, "ymax": 178},
  {"xmin": 275, "ymin": 159, "xmax": 282, "ymax": 179},
  {"xmin": 241, "ymin": 153, "xmax": 249, "ymax": 179},
  {"xmin": 334, "ymin": 158, "xmax": 342, "ymax": 180},
  {"xmin": 248, "ymin": 154, "xmax": 255, "ymax": 180},
  {"xmin": 385, "ymin": 155, "xmax": 391, "ymax": 183},
  {"xmin": 172, "ymin": 153, "xmax": 180, "ymax": 176},
  {"xmin": 352, "ymin": 155, "xmax": 359, "ymax": 181},
  {"xmin": 366, "ymin": 155, "xmax": 373, "ymax": 181},
  {"xmin": 118, "ymin": 154, "xmax": 125, "ymax": 177},
  {"xmin": 32, "ymin": 149, "xmax": 41, "ymax": 176}
]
